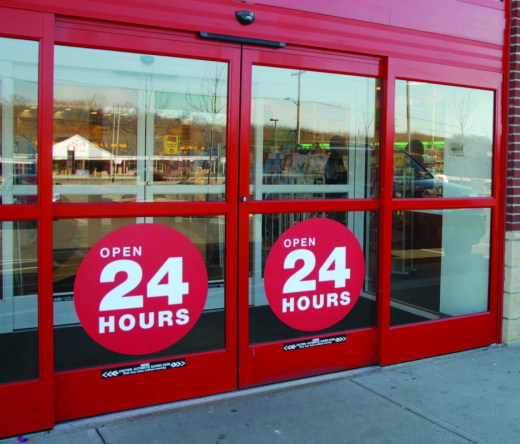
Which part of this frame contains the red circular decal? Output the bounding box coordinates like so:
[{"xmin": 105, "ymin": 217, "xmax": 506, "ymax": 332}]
[
  {"xmin": 264, "ymin": 218, "xmax": 365, "ymax": 331},
  {"xmin": 74, "ymin": 224, "xmax": 208, "ymax": 355}
]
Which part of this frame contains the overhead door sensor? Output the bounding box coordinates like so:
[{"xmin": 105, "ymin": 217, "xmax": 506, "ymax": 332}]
[{"xmin": 236, "ymin": 11, "xmax": 256, "ymax": 25}]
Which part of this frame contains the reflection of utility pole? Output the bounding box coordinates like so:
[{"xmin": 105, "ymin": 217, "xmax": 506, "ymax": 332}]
[
  {"xmin": 112, "ymin": 105, "xmax": 121, "ymax": 182},
  {"xmin": 270, "ymin": 118, "xmax": 278, "ymax": 150},
  {"xmin": 431, "ymin": 84, "xmax": 436, "ymax": 168},
  {"xmin": 286, "ymin": 70, "xmax": 306, "ymax": 145},
  {"xmin": 406, "ymin": 80, "xmax": 411, "ymax": 150}
]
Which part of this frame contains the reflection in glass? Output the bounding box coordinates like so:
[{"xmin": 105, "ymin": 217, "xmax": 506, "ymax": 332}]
[
  {"xmin": 0, "ymin": 38, "xmax": 39, "ymax": 205},
  {"xmin": 394, "ymin": 81, "xmax": 494, "ymax": 198},
  {"xmin": 53, "ymin": 216, "xmax": 225, "ymax": 371},
  {"xmin": 54, "ymin": 47, "xmax": 228, "ymax": 203},
  {"xmin": 251, "ymin": 67, "xmax": 380, "ymax": 200},
  {"xmin": 390, "ymin": 209, "xmax": 490, "ymax": 326},
  {"xmin": 249, "ymin": 212, "xmax": 378, "ymax": 344},
  {"xmin": 0, "ymin": 221, "xmax": 38, "ymax": 384}
]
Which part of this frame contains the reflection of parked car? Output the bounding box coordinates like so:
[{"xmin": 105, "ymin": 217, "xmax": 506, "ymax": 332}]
[
  {"xmin": 393, "ymin": 151, "xmax": 477, "ymax": 198},
  {"xmin": 392, "ymin": 151, "xmax": 486, "ymax": 256}
]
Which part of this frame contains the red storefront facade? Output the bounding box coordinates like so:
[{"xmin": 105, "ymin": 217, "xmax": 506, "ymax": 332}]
[{"xmin": 0, "ymin": 0, "xmax": 508, "ymax": 438}]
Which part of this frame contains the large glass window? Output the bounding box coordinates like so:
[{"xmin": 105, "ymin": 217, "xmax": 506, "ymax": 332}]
[
  {"xmin": 250, "ymin": 67, "xmax": 380, "ymax": 200},
  {"xmin": 0, "ymin": 38, "xmax": 39, "ymax": 205},
  {"xmin": 394, "ymin": 81, "xmax": 494, "ymax": 198},
  {"xmin": 0, "ymin": 221, "xmax": 38, "ymax": 384},
  {"xmin": 53, "ymin": 216, "xmax": 225, "ymax": 371},
  {"xmin": 54, "ymin": 47, "xmax": 228, "ymax": 203},
  {"xmin": 390, "ymin": 209, "xmax": 491, "ymax": 326},
  {"xmin": 249, "ymin": 211, "xmax": 378, "ymax": 344}
]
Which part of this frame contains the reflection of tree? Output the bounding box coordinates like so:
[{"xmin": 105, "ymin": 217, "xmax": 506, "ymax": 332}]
[
  {"xmin": 448, "ymin": 90, "xmax": 481, "ymax": 183},
  {"xmin": 0, "ymin": 93, "xmax": 38, "ymax": 179},
  {"xmin": 186, "ymin": 63, "xmax": 227, "ymax": 150},
  {"xmin": 186, "ymin": 64, "xmax": 227, "ymax": 189},
  {"xmin": 449, "ymin": 90, "xmax": 480, "ymax": 141},
  {"xmin": 355, "ymin": 100, "xmax": 374, "ymax": 147},
  {"xmin": 11, "ymin": 94, "xmax": 38, "ymax": 152}
]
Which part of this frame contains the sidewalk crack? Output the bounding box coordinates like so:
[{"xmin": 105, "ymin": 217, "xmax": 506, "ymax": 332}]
[
  {"xmin": 95, "ymin": 429, "xmax": 107, "ymax": 444},
  {"xmin": 350, "ymin": 379, "xmax": 483, "ymax": 444}
]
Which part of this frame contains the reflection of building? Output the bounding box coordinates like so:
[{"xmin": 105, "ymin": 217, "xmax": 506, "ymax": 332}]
[{"xmin": 53, "ymin": 135, "xmax": 114, "ymax": 176}]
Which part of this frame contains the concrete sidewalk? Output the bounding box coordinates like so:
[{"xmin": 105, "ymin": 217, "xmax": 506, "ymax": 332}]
[{"xmin": 3, "ymin": 345, "xmax": 520, "ymax": 444}]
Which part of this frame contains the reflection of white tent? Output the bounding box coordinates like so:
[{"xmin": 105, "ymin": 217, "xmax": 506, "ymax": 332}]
[{"xmin": 53, "ymin": 135, "xmax": 114, "ymax": 161}]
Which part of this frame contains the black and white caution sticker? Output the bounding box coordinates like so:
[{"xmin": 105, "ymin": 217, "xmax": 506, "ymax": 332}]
[
  {"xmin": 283, "ymin": 334, "xmax": 346, "ymax": 352},
  {"xmin": 101, "ymin": 358, "xmax": 186, "ymax": 378}
]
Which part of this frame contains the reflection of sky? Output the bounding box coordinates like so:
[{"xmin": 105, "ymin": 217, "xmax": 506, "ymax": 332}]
[
  {"xmin": 53, "ymin": 46, "xmax": 228, "ymax": 118},
  {"xmin": 0, "ymin": 40, "xmax": 494, "ymax": 145},
  {"xmin": 252, "ymin": 66, "xmax": 378, "ymax": 137},
  {"xmin": 395, "ymin": 81, "xmax": 494, "ymax": 141},
  {"xmin": 0, "ymin": 37, "xmax": 39, "ymax": 104}
]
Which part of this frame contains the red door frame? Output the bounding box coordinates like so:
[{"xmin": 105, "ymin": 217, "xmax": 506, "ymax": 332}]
[
  {"xmin": 379, "ymin": 58, "xmax": 504, "ymax": 366},
  {"xmin": 0, "ymin": 7, "xmax": 56, "ymax": 437},
  {"xmin": 49, "ymin": 20, "xmax": 242, "ymax": 421},
  {"xmin": 238, "ymin": 46, "xmax": 382, "ymax": 387}
]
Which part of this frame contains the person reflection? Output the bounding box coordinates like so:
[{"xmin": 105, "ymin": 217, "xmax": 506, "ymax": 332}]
[
  {"xmin": 325, "ymin": 135, "xmax": 348, "ymax": 224},
  {"xmin": 406, "ymin": 139, "xmax": 425, "ymax": 166},
  {"xmin": 325, "ymin": 135, "xmax": 347, "ymax": 186}
]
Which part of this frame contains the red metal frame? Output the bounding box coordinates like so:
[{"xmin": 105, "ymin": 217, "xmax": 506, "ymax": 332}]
[
  {"xmin": 496, "ymin": 0, "xmax": 510, "ymax": 345},
  {"xmin": 380, "ymin": 58, "xmax": 504, "ymax": 366},
  {"xmin": 0, "ymin": 7, "xmax": 55, "ymax": 438},
  {"xmin": 0, "ymin": 0, "xmax": 508, "ymax": 436}
]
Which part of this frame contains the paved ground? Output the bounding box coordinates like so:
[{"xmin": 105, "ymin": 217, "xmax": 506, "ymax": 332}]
[{"xmin": 3, "ymin": 344, "xmax": 520, "ymax": 444}]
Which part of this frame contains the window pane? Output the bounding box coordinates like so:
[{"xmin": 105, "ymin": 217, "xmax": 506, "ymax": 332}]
[
  {"xmin": 390, "ymin": 209, "xmax": 490, "ymax": 326},
  {"xmin": 54, "ymin": 47, "xmax": 228, "ymax": 203},
  {"xmin": 0, "ymin": 38, "xmax": 39, "ymax": 205},
  {"xmin": 53, "ymin": 216, "xmax": 225, "ymax": 371},
  {"xmin": 251, "ymin": 67, "xmax": 380, "ymax": 201},
  {"xmin": 249, "ymin": 211, "xmax": 378, "ymax": 344},
  {"xmin": 0, "ymin": 221, "xmax": 38, "ymax": 384},
  {"xmin": 394, "ymin": 81, "xmax": 494, "ymax": 198}
]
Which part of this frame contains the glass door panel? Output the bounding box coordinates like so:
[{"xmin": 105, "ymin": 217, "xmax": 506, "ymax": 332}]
[
  {"xmin": 0, "ymin": 221, "xmax": 38, "ymax": 384},
  {"xmin": 53, "ymin": 46, "xmax": 228, "ymax": 203},
  {"xmin": 53, "ymin": 216, "xmax": 226, "ymax": 372},
  {"xmin": 249, "ymin": 211, "xmax": 378, "ymax": 344},
  {"xmin": 52, "ymin": 47, "xmax": 231, "ymax": 362},
  {"xmin": 390, "ymin": 209, "xmax": 491, "ymax": 326},
  {"xmin": 393, "ymin": 81, "xmax": 494, "ymax": 199},
  {"xmin": 382, "ymin": 58, "xmax": 501, "ymax": 366},
  {"xmin": 250, "ymin": 66, "xmax": 380, "ymax": 201},
  {"xmin": 0, "ymin": 38, "xmax": 39, "ymax": 384},
  {"xmin": 0, "ymin": 37, "xmax": 39, "ymax": 205}
]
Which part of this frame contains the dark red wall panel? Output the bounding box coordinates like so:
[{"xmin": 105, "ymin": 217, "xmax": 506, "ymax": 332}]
[
  {"xmin": 243, "ymin": 0, "xmax": 505, "ymax": 45},
  {"xmin": 2, "ymin": 0, "xmax": 505, "ymax": 73}
]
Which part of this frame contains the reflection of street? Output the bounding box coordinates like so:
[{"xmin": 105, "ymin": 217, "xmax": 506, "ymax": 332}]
[{"xmin": 0, "ymin": 222, "xmax": 38, "ymax": 299}]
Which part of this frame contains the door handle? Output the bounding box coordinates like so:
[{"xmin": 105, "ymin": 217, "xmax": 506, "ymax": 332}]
[{"xmin": 241, "ymin": 196, "xmax": 247, "ymax": 202}]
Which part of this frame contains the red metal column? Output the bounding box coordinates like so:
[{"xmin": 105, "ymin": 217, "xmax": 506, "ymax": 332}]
[
  {"xmin": 378, "ymin": 57, "xmax": 395, "ymax": 366},
  {"xmin": 38, "ymin": 11, "xmax": 56, "ymax": 430}
]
